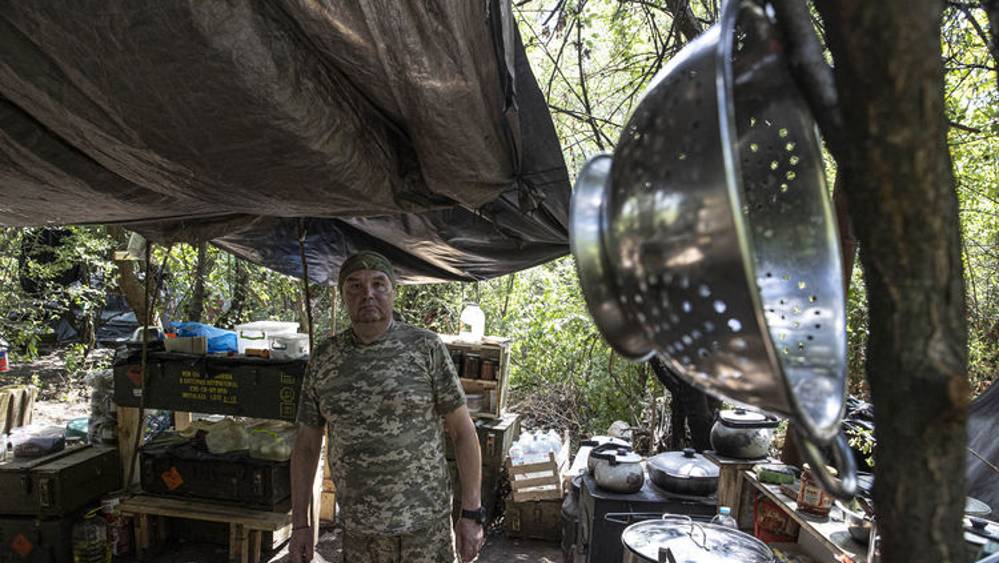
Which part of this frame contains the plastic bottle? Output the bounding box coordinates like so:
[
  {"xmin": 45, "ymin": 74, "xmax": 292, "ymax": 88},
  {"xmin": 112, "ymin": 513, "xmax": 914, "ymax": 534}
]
[
  {"xmin": 509, "ymin": 443, "xmax": 524, "ymax": 466},
  {"xmin": 711, "ymin": 506, "xmax": 738, "ymax": 529},
  {"xmin": 72, "ymin": 509, "xmax": 110, "ymax": 563},
  {"xmin": 458, "ymin": 303, "xmax": 485, "ymax": 341},
  {"xmin": 0, "ymin": 338, "xmax": 9, "ymax": 372},
  {"xmin": 522, "ymin": 432, "xmax": 542, "ymax": 464},
  {"xmin": 100, "ymin": 497, "xmax": 131, "ymax": 557},
  {"xmin": 545, "ymin": 429, "xmax": 562, "ymax": 454}
]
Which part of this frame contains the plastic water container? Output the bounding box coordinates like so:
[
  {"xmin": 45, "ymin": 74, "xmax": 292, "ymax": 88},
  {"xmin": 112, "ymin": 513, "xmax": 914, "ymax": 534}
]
[
  {"xmin": 458, "ymin": 303, "xmax": 485, "ymax": 341},
  {"xmin": 711, "ymin": 506, "xmax": 738, "ymax": 529},
  {"xmin": 235, "ymin": 321, "xmax": 299, "ymax": 354},
  {"xmin": 72, "ymin": 509, "xmax": 110, "ymax": 563},
  {"xmin": 509, "ymin": 443, "xmax": 524, "ymax": 465}
]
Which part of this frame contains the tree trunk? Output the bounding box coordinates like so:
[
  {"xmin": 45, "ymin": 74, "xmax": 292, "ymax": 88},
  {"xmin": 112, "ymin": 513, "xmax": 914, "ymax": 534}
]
[
  {"xmin": 217, "ymin": 258, "xmax": 249, "ymax": 328},
  {"xmin": 186, "ymin": 241, "xmax": 208, "ymax": 322},
  {"xmin": 665, "ymin": 0, "xmax": 703, "ymax": 42},
  {"xmin": 984, "ymin": 0, "xmax": 999, "ymax": 88},
  {"xmin": 815, "ymin": 2, "xmax": 969, "ymax": 561}
]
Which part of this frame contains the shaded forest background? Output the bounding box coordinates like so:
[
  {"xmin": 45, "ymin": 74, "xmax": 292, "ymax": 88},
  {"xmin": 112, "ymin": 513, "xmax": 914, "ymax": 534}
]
[{"xmin": 0, "ymin": 0, "xmax": 995, "ymax": 445}]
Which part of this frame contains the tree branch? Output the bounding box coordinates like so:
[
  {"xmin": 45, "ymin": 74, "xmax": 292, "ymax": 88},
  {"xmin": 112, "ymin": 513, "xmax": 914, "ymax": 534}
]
[
  {"xmin": 948, "ymin": 119, "xmax": 984, "ymax": 133},
  {"xmin": 770, "ymin": 0, "xmax": 846, "ymax": 162},
  {"xmin": 575, "ymin": 7, "xmax": 610, "ymax": 151}
]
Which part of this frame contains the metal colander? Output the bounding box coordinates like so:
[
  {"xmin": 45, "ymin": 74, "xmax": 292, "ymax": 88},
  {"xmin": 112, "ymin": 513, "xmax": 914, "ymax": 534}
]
[{"xmin": 570, "ymin": 0, "xmax": 856, "ymax": 497}]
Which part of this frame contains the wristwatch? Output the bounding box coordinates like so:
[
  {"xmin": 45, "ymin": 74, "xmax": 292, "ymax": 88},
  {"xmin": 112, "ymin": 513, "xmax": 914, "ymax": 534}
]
[{"xmin": 461, "ymin": 507, "xmax": 486, "ymax": 525}]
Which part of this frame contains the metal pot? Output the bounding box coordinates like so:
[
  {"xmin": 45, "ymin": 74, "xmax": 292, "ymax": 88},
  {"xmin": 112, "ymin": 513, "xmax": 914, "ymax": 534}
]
[
  {"xmin": 592, "ymin": 446, "xmax": 645, "ymax": 494},
  {"xmin": 646, "ymin": 449, "xmax": 718, "ymax": 496},
  {"xmin": 710, "ymin": 408, "xmax": 779, "ymax": 459},
  {"xmin": 621, "ymin": 515, "xmax": 774, "ymax": 563},
  {"xmin": 583, "ymin": 437, "xmax": 632, "ymax": 474},
  {"xmin": 835, "ymin": 501, "xmax": 873, "ymax": 545},
  {"xmin": 568, "ymin": 0, "xmax": 856, "ymax": 499}
]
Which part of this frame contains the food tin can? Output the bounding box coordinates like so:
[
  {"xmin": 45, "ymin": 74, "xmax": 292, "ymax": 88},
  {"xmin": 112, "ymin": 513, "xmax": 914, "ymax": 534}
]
[{"xmin": 797, "ymin": 463, "xmax": 834, "ymax": 517}]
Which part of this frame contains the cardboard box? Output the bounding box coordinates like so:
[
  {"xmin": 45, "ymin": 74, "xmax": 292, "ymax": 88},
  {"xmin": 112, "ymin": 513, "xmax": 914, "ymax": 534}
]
[{"xmin": 164, "ymin": 336, "xmax": 207, "ymax": 355}]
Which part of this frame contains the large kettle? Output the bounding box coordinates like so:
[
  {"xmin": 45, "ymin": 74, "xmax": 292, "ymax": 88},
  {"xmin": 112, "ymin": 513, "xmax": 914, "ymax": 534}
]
[{"xmin": 569, "ymin": 0, "xmax": 855, "ymax": 498}]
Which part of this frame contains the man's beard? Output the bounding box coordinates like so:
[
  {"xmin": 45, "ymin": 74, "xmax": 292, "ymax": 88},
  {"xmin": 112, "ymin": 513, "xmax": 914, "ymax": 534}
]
[{"xmin": 355, "ymin": 302, "xmax": 386, "ymax": 323}]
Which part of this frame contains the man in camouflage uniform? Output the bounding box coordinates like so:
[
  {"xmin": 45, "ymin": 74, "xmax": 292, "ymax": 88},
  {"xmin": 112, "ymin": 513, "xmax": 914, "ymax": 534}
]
[{"xmin": 290, "ymin": 251, "xmax": 485, "ymax": 563}]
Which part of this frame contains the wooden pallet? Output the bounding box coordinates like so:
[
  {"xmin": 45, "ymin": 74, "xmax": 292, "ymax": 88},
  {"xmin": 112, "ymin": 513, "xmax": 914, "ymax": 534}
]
[
  {"xmin": 121, "ymin": 494, "xmax": 292, "ymax": 563},
  {"xmin": 0, "ymin": 384, "xmax": 37, "ymax": 434},
  {"xmin": 506, "ymin": 437, "xmax": 570, "ymax": 502}
]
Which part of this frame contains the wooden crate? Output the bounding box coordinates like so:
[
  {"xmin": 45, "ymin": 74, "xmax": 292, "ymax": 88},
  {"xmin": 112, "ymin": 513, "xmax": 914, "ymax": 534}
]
[
  {"xmin": 504, "ymin": 498, "xmax": 562, "ymax": 542},
  {"xmin": 0, "ymin": 384, "xmax": 37, "ymax": 434},
  {"xmin": 121, "ymin": 494, "xmax": 292, "ymax": 563},
  {"xmin": 439, "ymin": 335, "xmax": 511, "ymax": 420},
  {"xmin": 506, "ymin": 437, "xmax": 570, "ymax": 503}
]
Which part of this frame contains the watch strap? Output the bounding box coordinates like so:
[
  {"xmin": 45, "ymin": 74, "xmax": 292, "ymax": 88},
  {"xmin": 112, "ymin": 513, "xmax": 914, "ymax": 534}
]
[{"xmin": 461, "ymin": 507, "xmax": 486, "ymax": 524}]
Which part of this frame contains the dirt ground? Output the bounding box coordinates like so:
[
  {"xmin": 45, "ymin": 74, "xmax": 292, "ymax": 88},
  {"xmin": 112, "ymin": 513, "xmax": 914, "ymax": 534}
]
[
  {"xmin": 141, "ymin": 527, "xmax": 562, "ymax": 563},
  {"xmin": 7, "ymin": 348, "xmax": 564, "ymax": 563},
  {"xmin": 4, "ymin": 347, "xmax": 111, "ymax": 429}
]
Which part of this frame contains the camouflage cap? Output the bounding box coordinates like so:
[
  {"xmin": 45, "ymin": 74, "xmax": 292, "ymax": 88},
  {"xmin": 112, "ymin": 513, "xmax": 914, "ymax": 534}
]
[{"xmin": 338, "ymin": 251, "xmax": 396, "ymax": 289}]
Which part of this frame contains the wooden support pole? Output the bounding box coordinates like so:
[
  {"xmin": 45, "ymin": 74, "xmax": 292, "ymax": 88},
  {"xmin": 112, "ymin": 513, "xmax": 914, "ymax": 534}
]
[
  {"xmin": 117, "ymin": 405, "xmax": 141, "ymax": 487},
  {"xmin": 173, "ymin": 411, "xmax": 193, "ymax": 432}
]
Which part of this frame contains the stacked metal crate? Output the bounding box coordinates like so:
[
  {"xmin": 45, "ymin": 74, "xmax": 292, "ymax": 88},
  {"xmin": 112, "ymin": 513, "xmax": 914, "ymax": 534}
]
[{"xmin": 0, "ymin": 445, "xmax": 121, "ymax": 562}]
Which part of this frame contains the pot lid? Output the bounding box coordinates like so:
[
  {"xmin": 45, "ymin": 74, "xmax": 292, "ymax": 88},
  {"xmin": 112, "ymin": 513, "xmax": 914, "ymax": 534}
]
[
  {"xmin": 591, "ymin": 445, "xmax": 641, "ymax": 464},
  {"xmin": 622, "ymin": 517, "xmax": 773, "ymax": 562},
  {"xmin": 647, "ymin": 449, "xmax": 719, "ymax": 480},
  {"xmin": 966, "ymin": 497, "xmax": 992, "ymax": 517},
  {"xmin": 718, "ymin": 408, "xmax": 780, "ymax": 428},
  {"xmin": 581, "ymin": 435, "xmax": 630, "ymax": 447}
]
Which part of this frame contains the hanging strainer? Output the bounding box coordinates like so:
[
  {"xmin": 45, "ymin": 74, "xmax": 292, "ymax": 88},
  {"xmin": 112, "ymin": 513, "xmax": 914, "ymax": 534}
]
[{"xmin": 570, "ymin": 0, "xmax": 856, "ymax": 498}]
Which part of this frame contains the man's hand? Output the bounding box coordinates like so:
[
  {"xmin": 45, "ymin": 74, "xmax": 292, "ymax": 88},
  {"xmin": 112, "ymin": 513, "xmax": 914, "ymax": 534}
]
[
  {"xmin": 289, "ymin": 526, "xmax": 314, "ymax": 563},
  {"xmin": 454, "ymin": 518, "xmax": 484, "ymax": 562}
]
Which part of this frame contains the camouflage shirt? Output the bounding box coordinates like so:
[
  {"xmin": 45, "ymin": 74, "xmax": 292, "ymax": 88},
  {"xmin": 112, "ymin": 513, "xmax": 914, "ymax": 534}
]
[{"xmin": 297, "ymin": 321, "xmax": 466, "ymax": 534}]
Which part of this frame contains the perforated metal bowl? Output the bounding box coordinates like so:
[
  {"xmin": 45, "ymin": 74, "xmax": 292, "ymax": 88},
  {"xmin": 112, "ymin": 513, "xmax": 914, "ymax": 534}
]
[{"xmin": 570, "ymin": 0, "xmax": 856, "ymax": 498}]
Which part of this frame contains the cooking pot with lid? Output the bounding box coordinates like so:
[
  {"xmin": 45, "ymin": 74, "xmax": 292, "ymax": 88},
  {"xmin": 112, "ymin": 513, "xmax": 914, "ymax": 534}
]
[
  {"xmin": 710, "ymin": 408, "xmax": 780, "ymax": 459},
  {"xmin": 646, "ymin": 449, "xmax": 719, "ymax": 496},
  {"xmin": 567, "ymin": 0, "xmax": 856, "ymax": 499},
  {"xmin": 591, "ymin": 446, "xmax": 645, "ymax": 494},
  {"xmin": 621, "ymin": 515, "xmax": 774, "ymax": 563},
  {"xmin": 584, "ymin": 437, "xmax": 632, "ymax": 474}
]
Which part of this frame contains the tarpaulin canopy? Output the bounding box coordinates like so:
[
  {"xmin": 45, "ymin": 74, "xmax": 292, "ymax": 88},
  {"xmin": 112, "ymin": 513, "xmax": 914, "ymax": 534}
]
[
  {"xmin": 0, "ymin": 1, "xmax": 570, "ymax": 283},
  {"xmin": 967, "ymin": 377, "xmax": 999, "ymax": 515}
]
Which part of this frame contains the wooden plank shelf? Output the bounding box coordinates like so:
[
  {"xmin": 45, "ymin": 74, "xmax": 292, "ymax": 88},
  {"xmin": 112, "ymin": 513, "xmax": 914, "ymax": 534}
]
[
  {"xmin": 121, "ymin": 493, "xmax": 292, "ymax": 563},
  {"xmin": 742, "ymin": 469, "xmax": 868, "ymax": 562},
  {"xmin": 439, "ymin": 334, "xmax": 511, "ymax": 420},
  {"xmin": 460, "ymin": 378, "xmax": 498, "ymax": 388}
]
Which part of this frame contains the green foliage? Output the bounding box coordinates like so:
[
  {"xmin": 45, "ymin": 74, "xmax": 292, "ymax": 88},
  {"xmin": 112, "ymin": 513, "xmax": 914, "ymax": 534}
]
[
  {"xmin": 847, "ymin": 425, "xmax": 875, "ymax": 469},
  {"xmin": 0, "ymin": 1, "xmax": 995, "ymax": 438},
  {"xmin": 0, "ymin": 226, "xmax": 114, "ymax": 359}
]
